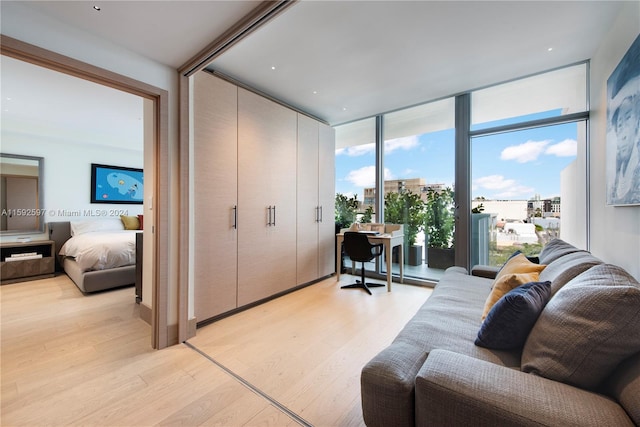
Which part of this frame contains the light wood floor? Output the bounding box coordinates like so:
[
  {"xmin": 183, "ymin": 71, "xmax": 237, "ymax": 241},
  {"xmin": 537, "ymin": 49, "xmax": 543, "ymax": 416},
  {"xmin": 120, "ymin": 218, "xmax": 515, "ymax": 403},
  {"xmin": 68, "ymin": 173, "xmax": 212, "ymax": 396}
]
[{"xmin": 1, "ymin": 273, "xmax": 432, "ymax": 426}]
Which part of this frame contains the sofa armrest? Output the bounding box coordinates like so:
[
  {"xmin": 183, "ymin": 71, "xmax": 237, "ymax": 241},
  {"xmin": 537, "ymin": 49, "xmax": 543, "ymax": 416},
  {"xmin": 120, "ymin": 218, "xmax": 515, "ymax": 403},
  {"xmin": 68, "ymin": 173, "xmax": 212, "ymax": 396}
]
[
  {"xmin": 415, "ymin": 349, "xmax": 634, "ymax": 427},
  {"xmin": 470, "ymin": 264, "xmax": 500, "ymax": 279}
]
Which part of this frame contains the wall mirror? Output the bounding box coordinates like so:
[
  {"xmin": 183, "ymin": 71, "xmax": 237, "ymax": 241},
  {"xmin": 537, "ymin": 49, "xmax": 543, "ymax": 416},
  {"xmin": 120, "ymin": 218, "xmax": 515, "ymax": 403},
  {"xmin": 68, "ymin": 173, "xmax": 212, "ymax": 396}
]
[{"xmin": 0, "ymin": 153, "xmax": 45, "ymax": 234}]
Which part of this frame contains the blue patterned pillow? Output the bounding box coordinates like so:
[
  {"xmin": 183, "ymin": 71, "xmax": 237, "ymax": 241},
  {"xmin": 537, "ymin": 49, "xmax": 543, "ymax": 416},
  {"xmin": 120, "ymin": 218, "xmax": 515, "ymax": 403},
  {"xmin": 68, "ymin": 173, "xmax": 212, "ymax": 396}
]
[{"xmin": 476, "ymin": 281, "xmax": 552, "ymax": 350}]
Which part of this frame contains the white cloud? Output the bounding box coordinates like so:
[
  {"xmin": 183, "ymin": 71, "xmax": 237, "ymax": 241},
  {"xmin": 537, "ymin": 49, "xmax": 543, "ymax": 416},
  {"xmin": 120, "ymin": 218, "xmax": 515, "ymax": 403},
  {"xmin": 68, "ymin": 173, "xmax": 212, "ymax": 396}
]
[
  {"xmin": 336, "ymin": 143, "xmax": 375, "ymax": 157},
  {"xmin": 501, "ymin": 140, "xmax": 550, "ymax": 163},
  {"xmin": 474, "ymin": 174, "xmax": 534, "ymax": 198},
  {"xmin": 545, "ymin": 139, "xmax": 577, "ymax": 157},
  {"xmin": 493, "ymin": 186, "xmax": 536, "ymax": 198},
  {"xmin": 474, "ymin": 174, "xmax": 516, "ymax": 190},
  {"xmin": 346, "ymin": 166, "xmax": 394, "ymax": 187},
  {"xmin": 384, "ymin": 136, "xmax": 419, "ymax": 154}
]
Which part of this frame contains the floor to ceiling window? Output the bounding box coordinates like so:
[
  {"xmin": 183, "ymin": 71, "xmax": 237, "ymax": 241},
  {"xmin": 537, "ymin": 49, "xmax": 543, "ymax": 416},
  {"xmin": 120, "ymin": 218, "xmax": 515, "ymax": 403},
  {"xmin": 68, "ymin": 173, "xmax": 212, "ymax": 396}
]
[
  {"xmin": 381, "ymin": 98, "xmax": 455, "ymax": 281},
  {"xmin": 470, "ymin": 63, "xmax": 589, "ymax": 267},
  {"xmin": 335, "ymin": 62, "xmax": 589, "ymax": 283},
  {"xmin": 335, "ymin": 117, "xmax": 377, "ymax": 226}
]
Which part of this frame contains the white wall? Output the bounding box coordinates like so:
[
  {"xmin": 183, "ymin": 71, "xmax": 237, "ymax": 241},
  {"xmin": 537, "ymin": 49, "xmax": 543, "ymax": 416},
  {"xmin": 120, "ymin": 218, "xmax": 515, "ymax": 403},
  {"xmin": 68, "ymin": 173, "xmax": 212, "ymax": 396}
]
[
  {"xmin": 2, "ymin": 133, "xmax": 143, "ymax": 231},
  {"xmin": 589, "ymin": 2, "xmax": 640, "ymax": 280}
]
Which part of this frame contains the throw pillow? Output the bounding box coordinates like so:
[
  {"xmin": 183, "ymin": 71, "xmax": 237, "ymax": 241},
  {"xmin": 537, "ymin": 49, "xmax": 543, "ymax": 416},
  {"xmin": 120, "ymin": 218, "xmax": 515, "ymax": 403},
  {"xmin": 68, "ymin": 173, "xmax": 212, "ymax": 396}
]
[
  {"xmin": 481, "ymin": 272, "xmax": 542, "ymax": 320},
  {"xmin": 475, "ymin": 281, "xmax": 551, "ymax": 350},
  {"xmin": 496, "ymin": 252, "xmax": 546, "ymax": 279},
  {"xmin": 522, "ymin": 264, "xmax": 640, "ymax": 390},
  {"xmin": 498, "ymin": 250, "xmax": 540, "ymax": 273},
  {"xmin": 137, "ymin": 214, "xmax": 144, "ymax": 230},
  {"xmin": 481, "ymin": 253, "xmax": 546, "ymax": 320},
  {"xmin": 120, "ymin": 215, "xmax": 140, "ymax": 230}
]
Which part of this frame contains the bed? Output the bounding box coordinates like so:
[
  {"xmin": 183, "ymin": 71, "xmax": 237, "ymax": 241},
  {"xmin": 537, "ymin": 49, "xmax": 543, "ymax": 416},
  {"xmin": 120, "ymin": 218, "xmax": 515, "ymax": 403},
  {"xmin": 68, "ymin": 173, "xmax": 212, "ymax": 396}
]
[{"xmin": 48, "ymin": 220, "xmax": 140, "ymax": 293}]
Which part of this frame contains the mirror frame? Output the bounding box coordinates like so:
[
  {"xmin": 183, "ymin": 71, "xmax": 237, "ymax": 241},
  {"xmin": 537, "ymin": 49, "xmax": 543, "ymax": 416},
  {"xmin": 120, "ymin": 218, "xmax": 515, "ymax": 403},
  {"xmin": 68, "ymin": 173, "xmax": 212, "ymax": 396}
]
[{"xmin": 1, "ymin": 153, "xmax": 45, "ymax": 235}]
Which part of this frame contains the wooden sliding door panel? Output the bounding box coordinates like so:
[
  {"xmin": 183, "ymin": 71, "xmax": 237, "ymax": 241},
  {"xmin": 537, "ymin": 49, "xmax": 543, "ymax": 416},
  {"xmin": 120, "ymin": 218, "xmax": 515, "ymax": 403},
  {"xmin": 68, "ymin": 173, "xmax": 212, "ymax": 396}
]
[
  {"xmin": 296, "ymin": 114, "xmax": 320, "ymax": 285},
  {"xmin": 193, "ymin": 72, "xmax": 238, "ymax": 321},
  {"xmin": 237, "ymin": 89, "xmax": 297, "ymax": 306},
  {"xmin": 318, "ymin": 123, "xmax": 336, "ymax": 277}
]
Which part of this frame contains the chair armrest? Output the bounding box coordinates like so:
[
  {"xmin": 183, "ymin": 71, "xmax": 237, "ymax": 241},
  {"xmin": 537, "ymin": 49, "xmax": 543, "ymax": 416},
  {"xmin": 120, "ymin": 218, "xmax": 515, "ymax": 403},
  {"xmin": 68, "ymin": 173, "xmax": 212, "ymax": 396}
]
[
  {"xmin": 470, "ymin": 264, "xmax": 500, "ymax": 279},
  {"xmin": 371, "ymin": 243, "xmax": 383, "ymax": 256},
  {"xmin": 415, "ymin": 349, "xmax": 634, "ymax": 427}
]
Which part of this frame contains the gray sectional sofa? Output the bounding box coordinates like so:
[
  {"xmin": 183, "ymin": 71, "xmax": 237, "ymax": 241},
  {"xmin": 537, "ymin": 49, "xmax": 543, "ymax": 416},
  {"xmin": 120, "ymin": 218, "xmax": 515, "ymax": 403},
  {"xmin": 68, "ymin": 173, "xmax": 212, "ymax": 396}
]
[{"xmin": 361, "ymin": 239, "xmax": 640, "ymax": 426}]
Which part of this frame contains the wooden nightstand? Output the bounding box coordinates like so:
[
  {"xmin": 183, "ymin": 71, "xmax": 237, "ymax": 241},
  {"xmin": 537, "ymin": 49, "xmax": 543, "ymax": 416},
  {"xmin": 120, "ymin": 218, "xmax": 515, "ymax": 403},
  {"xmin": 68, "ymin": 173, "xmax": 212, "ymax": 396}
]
[{"xmin": 1, "ymin": 240, "xmax": 55, "ymax": 284}]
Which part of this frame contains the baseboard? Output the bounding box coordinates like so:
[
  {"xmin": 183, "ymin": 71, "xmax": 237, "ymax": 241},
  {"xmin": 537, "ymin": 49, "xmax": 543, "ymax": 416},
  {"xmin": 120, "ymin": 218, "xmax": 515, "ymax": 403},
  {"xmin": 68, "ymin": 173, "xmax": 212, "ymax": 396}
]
[{"xmin": 139, "ymin": 302, "xmax": 152, "ymax": 325}]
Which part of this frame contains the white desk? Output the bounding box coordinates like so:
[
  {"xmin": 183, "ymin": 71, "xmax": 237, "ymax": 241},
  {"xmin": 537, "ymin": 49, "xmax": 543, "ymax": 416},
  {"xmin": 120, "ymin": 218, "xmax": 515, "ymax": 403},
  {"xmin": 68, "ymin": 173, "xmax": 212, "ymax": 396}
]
[{"xmin": 336, "ymin": 232, "xmax": 404, "ymax": 292}]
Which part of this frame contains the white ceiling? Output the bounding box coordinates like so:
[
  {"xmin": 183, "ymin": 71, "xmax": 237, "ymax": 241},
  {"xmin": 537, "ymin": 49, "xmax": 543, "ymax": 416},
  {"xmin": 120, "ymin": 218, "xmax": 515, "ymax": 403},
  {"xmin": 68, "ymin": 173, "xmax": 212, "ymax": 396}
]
[{"xmin": 0, "ymin": 0, "xmax": 626, "ymax": 147}]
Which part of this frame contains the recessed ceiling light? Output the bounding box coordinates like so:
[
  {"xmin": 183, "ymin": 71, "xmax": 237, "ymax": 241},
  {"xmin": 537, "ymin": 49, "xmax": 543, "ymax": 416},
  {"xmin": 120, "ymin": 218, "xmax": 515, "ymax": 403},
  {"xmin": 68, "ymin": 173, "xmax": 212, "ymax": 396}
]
[
  {"xmin": 93, "ymin": 5, "xmax": 101, "ymax": 11},
  {"xmin": 547, "ymin": 47, "xmax": 553, "ymax": 52},
  {"xmin": 313, "ymin": 91, "xmax": 318, "ymax": 95},
  {"xmin": 342, "ymin": 107, "xmax": 348, "ymax": 111},
  {"xmin": 271, "ymin": 66, "xmax": 276, "ymax": 70}
]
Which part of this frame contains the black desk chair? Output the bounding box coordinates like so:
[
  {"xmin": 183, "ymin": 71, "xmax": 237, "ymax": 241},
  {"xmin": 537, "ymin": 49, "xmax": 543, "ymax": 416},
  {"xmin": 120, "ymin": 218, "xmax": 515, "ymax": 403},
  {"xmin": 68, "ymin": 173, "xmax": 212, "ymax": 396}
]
[{"xmin": 341, "ymin": 232, "xmax": 385, "ymax": 295}]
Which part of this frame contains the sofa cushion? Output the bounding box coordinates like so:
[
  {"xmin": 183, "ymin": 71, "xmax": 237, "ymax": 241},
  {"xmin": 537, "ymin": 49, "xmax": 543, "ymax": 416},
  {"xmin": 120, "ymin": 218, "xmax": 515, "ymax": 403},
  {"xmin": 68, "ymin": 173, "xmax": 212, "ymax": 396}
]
[
  {"xmin": 539, "ymin": 250, "xmax": 603, "ymax": 295},
  {"xmin": 361, "ymin": 268, "xmax": 520, "ymax": 427},
  {"xmin": 481, "ymin": 272, "xmax": 542, "ymax": 320},
  {"xmin": 601, "ymin": 352, "xmax": 640, "ymax": 426},
  {"xmin": 538, "ymin": 238, "xmax": 583, "ymax": 265},
  {"xmin": 476, "ymin": 281, "xmax": 551, "ymax": 350},
  {"xmin": 522, "ymin": 264, "xmax": 640, "ymax": 390}
]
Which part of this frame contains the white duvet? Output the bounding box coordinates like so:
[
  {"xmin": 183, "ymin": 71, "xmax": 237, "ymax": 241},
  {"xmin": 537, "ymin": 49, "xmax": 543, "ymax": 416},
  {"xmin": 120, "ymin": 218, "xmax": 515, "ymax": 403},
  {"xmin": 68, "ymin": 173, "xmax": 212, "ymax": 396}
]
[{"xmin": 59, "ymin": 230, "xmax": 138, "ymax": 272}]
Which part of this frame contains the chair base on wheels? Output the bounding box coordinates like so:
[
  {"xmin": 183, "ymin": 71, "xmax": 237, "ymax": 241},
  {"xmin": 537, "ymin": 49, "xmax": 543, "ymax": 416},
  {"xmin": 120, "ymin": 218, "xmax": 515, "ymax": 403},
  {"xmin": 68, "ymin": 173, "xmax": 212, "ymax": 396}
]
[{"xmin": 341, "ymin": 280, "xmax": 385, "ymax": 295}]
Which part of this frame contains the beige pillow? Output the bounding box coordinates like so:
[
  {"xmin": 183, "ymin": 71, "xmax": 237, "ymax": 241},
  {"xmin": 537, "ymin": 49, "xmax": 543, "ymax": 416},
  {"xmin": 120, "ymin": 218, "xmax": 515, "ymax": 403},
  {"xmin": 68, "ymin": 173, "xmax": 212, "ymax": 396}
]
[
  {"xmin": 481, "ymin": 272, "xmax": 541, "ymax": 320},
  {"xmin": 522, "ymin": 264, "xmax": 640, "ymax": 390},
  {"xmin": 120, "ymin": 215, "xmax": 140, "ymax": 230},
  {"xmin": 481, "ymin": 253, "xmax": 547, "ymax": 320},
  {"xmin": 496, "ymin": 252, "xmax": 546, "ymax": 279}
]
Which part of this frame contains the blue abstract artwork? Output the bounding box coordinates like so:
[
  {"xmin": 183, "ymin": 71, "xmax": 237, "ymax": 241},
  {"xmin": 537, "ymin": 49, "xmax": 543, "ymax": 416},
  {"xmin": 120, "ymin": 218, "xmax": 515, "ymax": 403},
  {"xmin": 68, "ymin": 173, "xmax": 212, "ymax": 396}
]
[{"xmin": 91, "ymin": 163, "xmax": 143, "ymax": 204}]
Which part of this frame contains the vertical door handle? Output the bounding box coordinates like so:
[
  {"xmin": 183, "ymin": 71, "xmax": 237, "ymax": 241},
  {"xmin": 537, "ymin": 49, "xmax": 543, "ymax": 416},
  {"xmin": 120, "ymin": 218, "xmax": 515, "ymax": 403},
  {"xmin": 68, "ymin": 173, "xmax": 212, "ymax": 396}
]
[
  {"xmin": 272, "ymin": 205, "xmax": 276, "ymax": 226},
  {"xmin": 320, "ymin": 205, "xmax": 323, "ymax": 222},
  {"xmin": 315, "ymin": 206, "xmax": 319, "ymax": 223},
  {"xmin": 232, "ymin": 205, "xmax": 237, "ymax": 229},
  {"xmin": 267, "ymin": 206, "xmax": 272, "ymax": 226}
]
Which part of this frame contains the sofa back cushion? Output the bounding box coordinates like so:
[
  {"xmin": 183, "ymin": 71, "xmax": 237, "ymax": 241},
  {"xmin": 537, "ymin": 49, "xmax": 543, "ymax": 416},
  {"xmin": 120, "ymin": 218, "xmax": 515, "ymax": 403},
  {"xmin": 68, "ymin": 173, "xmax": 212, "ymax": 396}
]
[
  {"xmin": 601, "ymin": 352, "xmax": 640, "ymax": 426},
  {"xmin": 538, "ymin": 238, "xmax": 583, "ymax": 265},
  {"xmin": 538, "ymin": 250, "xmax": 603, "ymax": 295},
  {"xmin": 522, "ymin": 264, "xmax": 640, "ymax": 390}
]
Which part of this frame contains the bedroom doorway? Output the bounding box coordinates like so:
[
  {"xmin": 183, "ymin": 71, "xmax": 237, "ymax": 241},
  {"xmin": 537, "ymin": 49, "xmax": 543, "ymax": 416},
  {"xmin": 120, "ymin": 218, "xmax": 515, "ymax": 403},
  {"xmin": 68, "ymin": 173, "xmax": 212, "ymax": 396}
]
[{"xmin": 1, "ymin": 36, "xmax": 171, "ymax": 349}]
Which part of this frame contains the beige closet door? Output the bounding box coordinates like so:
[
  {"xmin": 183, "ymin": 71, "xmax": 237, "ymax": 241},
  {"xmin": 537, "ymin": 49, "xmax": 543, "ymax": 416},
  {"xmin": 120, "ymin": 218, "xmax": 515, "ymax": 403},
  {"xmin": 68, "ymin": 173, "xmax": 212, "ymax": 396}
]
[
  {"xmin": 193, "ymin": 72, "xmax": 238, "ymax": 322},
  {"xmin": 237, "ymin": 89, "xmax": 297, "ymax": 306},
  {"xmin": 296, "ymin": 114, "xmax": 320, "ymax": 285},
  {"xmin": 318, "ymin": 123, "xmax": 336, "ymax": 277}
]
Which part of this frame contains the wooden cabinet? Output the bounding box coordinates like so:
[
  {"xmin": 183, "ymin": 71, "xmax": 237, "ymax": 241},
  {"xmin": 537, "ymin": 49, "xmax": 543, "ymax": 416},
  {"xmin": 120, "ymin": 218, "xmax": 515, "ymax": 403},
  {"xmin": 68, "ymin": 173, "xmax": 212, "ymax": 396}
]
[
  {"xmin": 296, "ymin": 116, "xmax": 336, "ymax": 285},
  {"xmin": 192, "ymin": 72, "xmax": 335, "ymax": 324},
  {"xmin": 318, "ymin": 123, "xmax": 336, "ymax": 277},
  {"xmin": 237, "ymin": 88, "xmax": 297, "ymax": 306},
  {"xmin": 1, "ymin": 240, "xmax": 55, "ymax": 284},
  {"xmin": 193, "ymin": 72, "xmax": 239, "ymax": 321}
]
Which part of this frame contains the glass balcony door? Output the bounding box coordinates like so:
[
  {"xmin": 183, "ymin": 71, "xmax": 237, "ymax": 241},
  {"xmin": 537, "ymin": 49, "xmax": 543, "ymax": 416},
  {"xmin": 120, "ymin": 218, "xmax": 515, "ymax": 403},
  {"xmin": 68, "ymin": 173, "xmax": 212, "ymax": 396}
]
[{"xmin": 381, "ymin": 98, "xmax": 456, "ymax": 281}]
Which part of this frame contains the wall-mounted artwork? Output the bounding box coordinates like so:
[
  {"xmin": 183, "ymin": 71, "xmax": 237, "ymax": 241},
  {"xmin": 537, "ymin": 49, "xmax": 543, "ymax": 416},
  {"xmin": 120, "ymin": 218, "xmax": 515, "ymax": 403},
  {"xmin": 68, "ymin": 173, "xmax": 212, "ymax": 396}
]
[
  {"xmin": 606, "ymin": 34, "xmax": 640, "ymax": 206},
  {"xmin": 91, "ymin": 163, "xmax": 143, "ymax": 204}
]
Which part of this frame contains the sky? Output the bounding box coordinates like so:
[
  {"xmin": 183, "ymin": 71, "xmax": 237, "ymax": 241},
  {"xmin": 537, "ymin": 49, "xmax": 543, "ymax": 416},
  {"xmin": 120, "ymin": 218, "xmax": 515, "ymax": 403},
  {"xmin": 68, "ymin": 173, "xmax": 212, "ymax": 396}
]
[{"xmin": 335, "ymin": 111, "xmax": 580, "ymax": 202}]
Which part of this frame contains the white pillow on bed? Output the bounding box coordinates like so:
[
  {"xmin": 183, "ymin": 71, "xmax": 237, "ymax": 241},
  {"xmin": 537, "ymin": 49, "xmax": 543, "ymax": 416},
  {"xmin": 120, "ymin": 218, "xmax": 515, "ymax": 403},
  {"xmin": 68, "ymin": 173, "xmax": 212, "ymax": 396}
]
[{"xmin": 70, "ymin": 219, "xmax": 125, "ymax": 236}]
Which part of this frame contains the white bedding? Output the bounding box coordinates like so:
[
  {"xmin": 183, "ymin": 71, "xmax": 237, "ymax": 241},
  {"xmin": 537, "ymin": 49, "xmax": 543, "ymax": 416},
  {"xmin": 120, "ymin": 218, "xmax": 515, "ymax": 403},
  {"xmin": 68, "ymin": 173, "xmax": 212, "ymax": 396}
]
[{"xmin": 59, "ymin": 230, "xmax": 138, "ymax": 272}]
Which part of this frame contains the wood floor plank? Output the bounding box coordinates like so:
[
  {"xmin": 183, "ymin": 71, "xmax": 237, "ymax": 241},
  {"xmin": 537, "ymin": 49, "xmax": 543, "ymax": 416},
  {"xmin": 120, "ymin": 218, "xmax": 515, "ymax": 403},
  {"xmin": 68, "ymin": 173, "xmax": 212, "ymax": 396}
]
[
  {"xmin": 189, "ymin": 275, "xmax": 432, "ymax": 427},
  {"xmin": 1, "ymin": 272, "xmax": 432, "ymax": 426}
]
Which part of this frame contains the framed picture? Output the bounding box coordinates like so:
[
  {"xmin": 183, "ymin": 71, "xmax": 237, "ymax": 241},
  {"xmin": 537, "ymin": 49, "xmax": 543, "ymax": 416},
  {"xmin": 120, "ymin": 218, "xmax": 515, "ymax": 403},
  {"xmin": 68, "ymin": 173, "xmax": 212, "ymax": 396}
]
[
  {"xmin": 606, "ymin": 34, "xmax": 640, "ymax": 206},
  {"xmin": 91, "ymin": 163, "xmax": 144, "ymax": 204}
]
